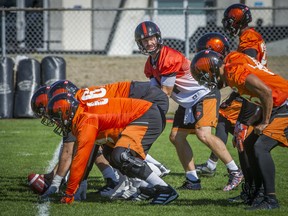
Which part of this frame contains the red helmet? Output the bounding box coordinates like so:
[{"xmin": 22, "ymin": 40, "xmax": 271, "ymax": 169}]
[
  {"xmin": 47, "ymin": 80, "xmax": 79, "ymax": 100},
  {"xmin": 47, "ymin": 93, "xmax": 79, "ymax": 136},
  {"xmin": 30, "ymin": 86, "xmax": 54, "ymax": 126},
  {"xmin": 222, "ymin": 4, "xmax": 252, "ymax": 37},
  {"xmin": 196, "ymin": 32, "xmax": 230, "ymax": 57},
  {"xmin": 134, "ymin": 21, "xmax": 163, "ymax": 55},
  {"xmin": 190, "ymin": 50, "xmax": 224, "ymax": 89}
]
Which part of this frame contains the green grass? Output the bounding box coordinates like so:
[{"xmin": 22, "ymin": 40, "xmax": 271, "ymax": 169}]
[{"xmin": 0, "ymin": 119, "xmax": 287, "ymax": 216}]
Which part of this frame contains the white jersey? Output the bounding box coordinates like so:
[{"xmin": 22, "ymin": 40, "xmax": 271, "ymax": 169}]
[
  {"xmin": 144, "ymin": 45, "xmax": 210, "ymax": 109},
  {"xmin": 170, "ymin": 71, "xmax": 210, "ymax": 108}
]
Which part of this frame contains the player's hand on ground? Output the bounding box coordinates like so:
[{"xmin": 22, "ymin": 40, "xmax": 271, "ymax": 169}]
[
  {"xmin": 60, "ymin": 194, "xmax": 74, "ymax": 204},
  {"xmin": 74, "ymin": 180, "xmax": 87, "ymax": 201},
  {"xmin": 39, "ymin": 185, "xmax": 59, "ymax": 202}
]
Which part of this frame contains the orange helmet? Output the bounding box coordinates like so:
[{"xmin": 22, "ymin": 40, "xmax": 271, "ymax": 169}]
[
  {"xmin": 47, "ymin": 93, "xmax": 79, "ymax": 136},
  {"xmin": 196, "ymin": 32, "xmax": 230, "ymax": 57},
  {"xmin": 190, "ymin": 50, "xmax": 224, "ymax": 89},
  {"xmin": 47, "ymin": 80, "xmax": 79, "ymax": 100},
  {"xmin": 30, "ymin": 86, "xmax": 54, "ymax": 126},
  {"xmin": 222, "ymin": 4, "xmax": 252, "ymax": 36}
]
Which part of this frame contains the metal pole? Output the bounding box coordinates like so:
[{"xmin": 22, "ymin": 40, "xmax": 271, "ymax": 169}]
[
  {"xmin": 1, "ymin": 9, "xmax": 6, "ymax": 57},
  {"xmin": 184, "ymin": 5, "xmax": 189, "ymax": 58},
  {"xmin": 43, "ymin": 0, "xmax": 49, "ymax": 51},
  {"xmin": 152, "ymin": 0, "xmax": 158, "ymax": 22},
  {"xmin": 16, "ymin": 0, "xmax": 25, "ymax": 48}
]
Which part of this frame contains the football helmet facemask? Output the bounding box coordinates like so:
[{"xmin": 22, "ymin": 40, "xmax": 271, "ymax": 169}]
[
  {"xmin": 47, "ymin": 93, "xmax": 79, "ymax": 137},
  {"xmin": 190, "ymin": 50, "xmax": 224, "ymax": 89},
  {"xmin": 47, "ymin": 80, "xmax": 79, "ymax": 100},
  {"xmin": 222, "ymin": 4, "xmax": 252, "ymax": 37},
  {"xmin": 134, "ymin": 21, "xmax": 163, "ymax": 55},
  {"xmin": 196, "ymin": 32, "xmax": 230, "ymax": 57},
  {"xmin": 31, "ymin": 86, "xmax": 54, "ymax": 126}
]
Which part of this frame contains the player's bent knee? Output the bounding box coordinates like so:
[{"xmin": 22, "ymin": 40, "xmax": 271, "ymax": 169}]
[{"xmin": 110, "ymin": 147, "xmax": 152, "ymax": 179}]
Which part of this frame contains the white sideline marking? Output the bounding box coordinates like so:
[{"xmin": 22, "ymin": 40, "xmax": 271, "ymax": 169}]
[{"xmin": 37, "ymin": 140, "xmax": 63, "ymax": 216}]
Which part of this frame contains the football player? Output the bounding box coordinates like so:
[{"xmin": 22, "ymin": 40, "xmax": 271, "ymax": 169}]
[
  {"xmin": 190, "ymin": 49, "xmax": 288, "ymax": 210},
  {"xmin": 31, "ymin": 80, "xmax": 171, "ymax": 200},
  {"xmin": 47, "ymin": 92, "xmax": 178, "ymax": 205},
  {"xmin": 221, "ymin": 3, "xmax": 268, "ymax": 203},
  {"xmin": 135, "ymin": 21, "xmax": 243, "ymax": 191}
]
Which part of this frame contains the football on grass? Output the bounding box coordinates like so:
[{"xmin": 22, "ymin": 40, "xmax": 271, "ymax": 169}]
[{"xmin": 28, "ymin": 173, "xmax": 48, "ymax": 195}]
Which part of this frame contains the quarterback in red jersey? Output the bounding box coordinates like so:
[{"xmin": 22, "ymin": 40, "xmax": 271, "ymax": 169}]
[
  {"xmin": 191, "ymin": 49, "xmax": 288, "ymax": 210},
  {"xmin": 135, "ymin": 21, "xmax": 243, "ymax": 191}
]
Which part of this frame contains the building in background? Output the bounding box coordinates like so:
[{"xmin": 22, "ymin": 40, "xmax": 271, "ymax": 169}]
[{"xmin": 1, "ymin": 0, "xmax": 288, "ymax": 56}]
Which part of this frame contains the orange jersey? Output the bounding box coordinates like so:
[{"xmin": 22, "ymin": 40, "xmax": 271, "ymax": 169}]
[
  {"xmin": 66, "ymin": 98, "xmax": 152, "ymax": 196},
  {"xmin": 74, "ymin": 81, "xmax": 131, "ymax": 105},
  {"xmin": 238, "ymin": 28, "xmax": 267, "ymax": 66},
  {"xmin": 224, "ymin": 51, "xmax": 288, "ymax": 107},
  {"xmin": 144, "ymin": 45, "xmax": 191, "ymax": 80}
]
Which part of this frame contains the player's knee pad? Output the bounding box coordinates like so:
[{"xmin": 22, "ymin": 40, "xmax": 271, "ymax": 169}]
[{"xmin": 111, "ymin": 147, "xmax": 152, "ymax": 179}]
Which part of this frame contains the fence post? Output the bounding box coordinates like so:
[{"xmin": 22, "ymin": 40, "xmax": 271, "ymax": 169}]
[
  {"xmin": 184, "ymin": 6, "xmax": 189, "ymax": 58},
  {"xmin": 1, "ymin": 9, "xmax": 6, "ymax": 57},
  {"xmin": 43, "ymin": 0, "xmax": 49, "ymax": 51}
]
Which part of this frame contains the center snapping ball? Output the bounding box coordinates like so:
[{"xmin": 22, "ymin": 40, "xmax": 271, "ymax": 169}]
[{"xmin": 28, "ymin": 173, "xmax": 48, "ymax": 194}]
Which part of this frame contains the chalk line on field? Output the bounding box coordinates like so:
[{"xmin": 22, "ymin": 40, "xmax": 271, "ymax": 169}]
[{"xmin": 37, "ymin": 140, "xmax": 63, "ymax": 216}]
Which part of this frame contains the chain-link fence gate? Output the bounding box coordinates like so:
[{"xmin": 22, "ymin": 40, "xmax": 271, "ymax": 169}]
[{"xmin": 1, "ymin": 7, "xmax": 288, "ymax": 75}]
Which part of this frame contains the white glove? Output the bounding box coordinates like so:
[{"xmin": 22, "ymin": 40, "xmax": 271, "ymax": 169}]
[
  {"xmin": 40, "ymin": 175, "xmax": 63, "ymax": 201},
  {"xmin": 74, "ymin": 180, "xmax": 87, "ymax": 201}
]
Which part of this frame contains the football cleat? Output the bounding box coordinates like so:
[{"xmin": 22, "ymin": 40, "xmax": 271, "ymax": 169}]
[
  {"xmin": 228, "ymin": 183, "xmax": 252, "ymax": 204},
  {"xmin": 150, "ymin": 185, "xmax": 178, "ymax": 205},
  {"xmin": 157, "ymin": 164, "xmax": 171, "ymax": 177},
  {"xmin": 245, "ymin": 196, "xmax": 279, "ymax": 211},
  {"xmin": 223, "ymin": 169, "xmax": 244, "ymax": 191},
  {"xmin": 178, "ymin": 178, "xmax": 201, "ymax": 190},
  {"xmin": 132, "ymin": 186, "xmax": 156, "ymax": 201},
  {"xmin": 97, "ymin": 178, "xmax": 119, "ymax": 197},
  {"xmin": 195, "ymin": 162, "xmax": 216, "ymax": 177},
  {"xmin": 118, "ymin": 181, "xmax": 138, "ymax": 200},
  {"xmin": 107, "ymin": 176, "xmax": 129, "ymax": 199}
]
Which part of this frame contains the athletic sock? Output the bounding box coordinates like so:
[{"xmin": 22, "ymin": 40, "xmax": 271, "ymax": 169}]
[
  {"xmin": 207, "ymin": 159, "xmax": 217, "ymax": 170},
  {"xmin": 146, "ymin": 172, "xmax": 168, "ymax": 187},
  {"xmin": 225, "ymin": 160, "xmax": 238, "ymax": 171},
  {"xmin": 186, "ymin": 170, "xmax": 199, "ymax": 182}
]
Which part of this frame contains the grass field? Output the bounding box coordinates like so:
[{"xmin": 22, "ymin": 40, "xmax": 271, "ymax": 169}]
[{"xmin": 0, "ymin": 119, "xmax": 288, "ymax": 216}]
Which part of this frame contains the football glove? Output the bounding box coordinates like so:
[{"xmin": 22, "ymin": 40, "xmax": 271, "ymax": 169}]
[
  {"xmin": 232, "ymin": 121, "xmax": 248, "ymax": 152},
  {"xmin": 74, "ymin": 180, "xmax": 87, "ymax": 201},
  {"xmin": 40, "ymin": 185, "xmax": 59, "ymax": 202},
  {"xmin": 60, "ymin": 193, "xmax": 74, "ymax": 204}
]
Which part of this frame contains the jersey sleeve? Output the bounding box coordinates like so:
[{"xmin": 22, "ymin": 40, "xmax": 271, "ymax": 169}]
[{"xmin": 65, "ymin": 116, "xmax": 99, "ymax": 196}]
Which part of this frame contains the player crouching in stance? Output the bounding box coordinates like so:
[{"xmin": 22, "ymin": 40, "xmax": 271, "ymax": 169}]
[
  {"xmin": 29, "ymin": 81, "xmax": 171, "ymax": 201},
  {"xmin": 47, "ymin": 92, "xmax": 178, "ymax": 205},
  {"xmin": 190, "ymin": 50, "xmax": 288, "ymax": 210}
]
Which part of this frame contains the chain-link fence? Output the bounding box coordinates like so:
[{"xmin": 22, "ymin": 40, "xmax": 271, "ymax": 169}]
[{"xmin": 1, "ymin": 7, "xmax": 288, "ymax": 73}]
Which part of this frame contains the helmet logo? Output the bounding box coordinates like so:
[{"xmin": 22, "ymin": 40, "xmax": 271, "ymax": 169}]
[{"xmin": 141, "ymin": 22, "xmax": 148, "ymax": 38}]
